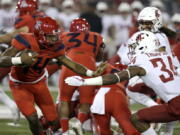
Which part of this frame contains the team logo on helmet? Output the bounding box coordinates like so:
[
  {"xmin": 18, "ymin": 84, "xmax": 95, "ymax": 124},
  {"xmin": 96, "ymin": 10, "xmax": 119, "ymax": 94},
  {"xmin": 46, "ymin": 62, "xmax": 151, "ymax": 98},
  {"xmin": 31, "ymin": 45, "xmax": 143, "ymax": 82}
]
[
  {"xmin": 155, "ymin": 10, "xmax": 160, "ymax": 19},
  {"xmin": 136, "ymin": 33, "xmax": 148, "ymax": 43}
]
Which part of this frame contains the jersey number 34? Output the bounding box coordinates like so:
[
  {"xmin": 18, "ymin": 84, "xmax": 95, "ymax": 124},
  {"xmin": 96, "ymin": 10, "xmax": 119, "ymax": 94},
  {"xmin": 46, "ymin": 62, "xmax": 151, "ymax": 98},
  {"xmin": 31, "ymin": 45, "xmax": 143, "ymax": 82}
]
[{"xmin": 150, "ymin": 56, "xmax": 177, "ymax": 83}]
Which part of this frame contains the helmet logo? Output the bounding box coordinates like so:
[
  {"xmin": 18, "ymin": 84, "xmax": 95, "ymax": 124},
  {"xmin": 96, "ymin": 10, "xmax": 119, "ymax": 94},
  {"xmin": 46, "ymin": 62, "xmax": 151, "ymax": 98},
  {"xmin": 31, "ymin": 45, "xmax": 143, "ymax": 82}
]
[
  {"xmin": 136, "ymin": 33, "xmax": 145, "ymax": 42},
  {"xmin": 155, "ymin": 10, "xmax": 160, "ymax": 19}
]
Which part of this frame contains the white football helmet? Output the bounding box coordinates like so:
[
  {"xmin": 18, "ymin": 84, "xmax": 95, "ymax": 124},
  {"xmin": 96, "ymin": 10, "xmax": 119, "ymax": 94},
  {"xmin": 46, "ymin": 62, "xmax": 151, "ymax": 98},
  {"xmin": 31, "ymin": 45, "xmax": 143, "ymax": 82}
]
[
  {"xmin": 137, "ymin": 7, "xmax": 163, "ymax": 32},
  {"xmin": 128, "ymin": 31, "xmax": 161, "ymax": 55}
]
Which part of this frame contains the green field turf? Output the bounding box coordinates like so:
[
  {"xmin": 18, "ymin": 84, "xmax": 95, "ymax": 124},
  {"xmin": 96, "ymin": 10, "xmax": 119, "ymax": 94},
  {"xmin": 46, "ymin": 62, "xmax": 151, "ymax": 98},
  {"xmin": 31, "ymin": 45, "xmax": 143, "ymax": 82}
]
[
  {"xmin": 1, "ymin": 91, "xmax": 180, "ymax": 135},
  {"xmin": 1, "ymin": 116, "xmax": 180, "ymax": 135}
]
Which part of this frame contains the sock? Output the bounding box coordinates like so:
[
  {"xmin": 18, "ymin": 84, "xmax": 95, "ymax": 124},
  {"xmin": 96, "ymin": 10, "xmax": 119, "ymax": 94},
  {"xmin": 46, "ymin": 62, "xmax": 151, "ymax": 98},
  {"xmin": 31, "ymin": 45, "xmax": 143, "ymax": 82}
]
[
  {"xmin": 141, "ymin": 126, "xmax": 157, "ymax": 135},
  {"xmin": 78, "ymin": 112, "xmax": 89, "ymax": 124},
  {"xmin": 60, "ymin": 118, "xmax": 69, "ymax": 133},
  {"xmin": 165, "ymin": 121, "xmax": 176, "ymax": 134}
]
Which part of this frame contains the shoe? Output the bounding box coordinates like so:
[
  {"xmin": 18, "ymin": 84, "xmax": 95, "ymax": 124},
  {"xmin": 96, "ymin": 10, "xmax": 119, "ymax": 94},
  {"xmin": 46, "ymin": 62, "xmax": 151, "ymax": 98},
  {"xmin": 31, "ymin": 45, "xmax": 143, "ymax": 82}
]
[
  {"xmin": 45, "ymin": 128, "xmax": 53, "ymax": 135},
  {"xmin": 70, "ymin": 118, "xmax": 83, "ymax": 135},
  {"xmin": 62, "ymin": 130, "xmax": 76, "ymax": 135}
]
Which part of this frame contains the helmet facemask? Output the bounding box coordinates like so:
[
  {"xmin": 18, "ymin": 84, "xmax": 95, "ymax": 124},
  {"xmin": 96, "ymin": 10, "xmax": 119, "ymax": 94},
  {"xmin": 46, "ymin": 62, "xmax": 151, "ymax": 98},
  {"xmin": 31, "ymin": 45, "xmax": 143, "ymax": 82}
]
[
  {"xmin": 137, "ymin": 7, "xmax": 163, "ymax": 33},
  {"xmin": 34, "ymin": 17, "xmax": 61, "ymax": 49}
]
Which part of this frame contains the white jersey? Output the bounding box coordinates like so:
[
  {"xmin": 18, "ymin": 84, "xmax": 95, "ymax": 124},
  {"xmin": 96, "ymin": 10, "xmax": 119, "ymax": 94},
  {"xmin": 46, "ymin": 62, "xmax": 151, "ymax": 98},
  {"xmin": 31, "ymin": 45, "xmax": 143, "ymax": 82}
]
[
  {"xmin": 117, "ymin": 43, "xmax": 131, "ymax": 65},
  {"xmin": 155, "ymin": 32, "xmax": 172, "ymax": 54},
  {"xmin": 116, "ymin": 32, "xmax": 172, "ymax": 66},
  {"xmin": 131, "ymin": 52, "xmax": 180, "ymax": 102},
  {"xmin": 155, "ymin": 32, "xmax": 180, "ymax": 68}
]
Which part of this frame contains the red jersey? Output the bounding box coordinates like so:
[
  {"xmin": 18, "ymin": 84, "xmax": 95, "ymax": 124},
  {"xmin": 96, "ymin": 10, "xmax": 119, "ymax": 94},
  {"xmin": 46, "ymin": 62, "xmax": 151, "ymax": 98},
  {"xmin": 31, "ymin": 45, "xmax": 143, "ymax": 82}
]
[
  {"xmin": 10, "ymin": 33, "xmax": 65, "ymax": 82},
  {"xmin": 14, "ymin": 11, "xmax": 45, "ymax": 33},
  {"xmin": 173, "ymin": 42, "xmax": 180, "ymax": 62},
  {"xmin": 61, "ymin": 31, "xmax": 103, "ymax": 58}
]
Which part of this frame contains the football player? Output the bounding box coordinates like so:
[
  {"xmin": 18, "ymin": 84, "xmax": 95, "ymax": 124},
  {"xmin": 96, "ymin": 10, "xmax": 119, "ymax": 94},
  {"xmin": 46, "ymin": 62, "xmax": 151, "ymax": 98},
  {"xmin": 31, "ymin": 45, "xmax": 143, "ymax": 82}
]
[
  {"xmin": 0, "ymin": 0, "xmax": 44, "ymax": 44},
  {"xmin": 0, "ymin": 16, "xmax": 102, "ymax": 135},
  {"xmin": 65, "ymin": 31, "xmax": 180, "ymax": 135},
  {"xmin": 91, "ymin": 63, "xmax": 140, "ymax": 135},
  {"xmin": 58, "ymin": 18, "xmax": 105, "ymax": 134},
  {"xmin": 0, "ymin": 0, "xmax": 42, "ymax": 124}
]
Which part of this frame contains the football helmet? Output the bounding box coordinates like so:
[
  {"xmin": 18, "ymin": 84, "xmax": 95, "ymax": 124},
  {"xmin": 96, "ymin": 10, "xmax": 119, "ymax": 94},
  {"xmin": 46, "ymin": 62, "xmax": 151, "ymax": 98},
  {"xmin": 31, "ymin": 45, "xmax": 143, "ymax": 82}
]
[
  {"xmin": 128, "ymin": 31, "xmax": 161, "ymax": 55},
  {"xmin": 70, "ymin": 18, "xmax": 90, "ymax": 32},
  {"xmin": 16, "ymin": 0, "xmax": 38, "ymax": 15},
  {"xmin": 34, "ymin": 17, "xmax": 60, "ymax": 46},
  {"xmin": 137, "ymin": 7, "xmax": 162, "ymax": 32}
]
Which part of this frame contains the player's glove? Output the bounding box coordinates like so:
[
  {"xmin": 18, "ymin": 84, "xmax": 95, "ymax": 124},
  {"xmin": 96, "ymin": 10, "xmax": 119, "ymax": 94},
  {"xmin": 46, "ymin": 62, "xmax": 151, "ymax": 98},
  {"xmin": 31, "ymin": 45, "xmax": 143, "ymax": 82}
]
[
  {"xmin": 19, "ymin": 49, "xmax": 38, "ymax": 66},
  {"xmin": 65, "ymin": 76, "xmax": 85, "ymax": 86}
]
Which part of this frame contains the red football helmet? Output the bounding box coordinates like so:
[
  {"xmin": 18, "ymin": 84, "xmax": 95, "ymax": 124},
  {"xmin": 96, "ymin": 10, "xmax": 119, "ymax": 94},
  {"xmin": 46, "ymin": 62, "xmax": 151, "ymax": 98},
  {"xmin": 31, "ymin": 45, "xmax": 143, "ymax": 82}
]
[
  {"xmin": 70, "ymin": 18, "xmax": 90, "ymax": 32},
  {"xmin": 16, "ymin": 0, "xmax": 38, "ymax": 15},
  {"xmin": 34, "ymin": 17, "xmax": 60, "ymax": 47}
]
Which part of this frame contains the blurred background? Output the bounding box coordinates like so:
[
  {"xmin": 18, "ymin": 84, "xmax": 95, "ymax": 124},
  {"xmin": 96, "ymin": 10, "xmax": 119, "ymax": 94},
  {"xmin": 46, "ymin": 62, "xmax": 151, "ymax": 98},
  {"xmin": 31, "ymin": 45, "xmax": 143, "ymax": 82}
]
[
  {"xmin": 0, "ymin": 1, "xmax": 179, "ymax": 134},
  {"xmin": 0, "ymin": 0, "xmax": 179, "ymax": 88}
]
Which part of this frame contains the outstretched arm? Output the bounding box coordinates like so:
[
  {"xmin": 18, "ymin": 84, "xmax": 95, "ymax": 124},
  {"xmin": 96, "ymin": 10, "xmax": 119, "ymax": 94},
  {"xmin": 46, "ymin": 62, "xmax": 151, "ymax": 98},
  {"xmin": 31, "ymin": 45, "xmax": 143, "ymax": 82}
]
[
  {"xmin": 65, "ymin": 66, "xmax": 146, "ymax": 86},
  {"xmin": 57, "ymin": 55, "xmax": 94, "ymax": 76},
  {"xmin": 0, "ymin": 46, "xmax": 37, "ymax": 67},
  {"xmin": 0, "ymin": 26, "xmax": 29, "ymax": 44}
]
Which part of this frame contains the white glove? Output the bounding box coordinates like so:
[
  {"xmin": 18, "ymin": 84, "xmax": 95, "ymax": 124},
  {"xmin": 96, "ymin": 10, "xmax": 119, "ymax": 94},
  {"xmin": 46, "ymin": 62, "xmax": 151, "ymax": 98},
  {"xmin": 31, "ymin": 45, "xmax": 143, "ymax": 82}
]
[{"xmin": 65, "ymin": 76, "xmax": 85, "ymax": 86}]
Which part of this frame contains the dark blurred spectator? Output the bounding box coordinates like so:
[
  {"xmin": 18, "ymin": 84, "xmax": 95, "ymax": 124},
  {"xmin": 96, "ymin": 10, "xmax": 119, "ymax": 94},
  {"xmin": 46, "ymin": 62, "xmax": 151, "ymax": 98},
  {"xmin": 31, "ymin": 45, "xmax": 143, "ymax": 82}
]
[
  {"xmin": 114, "ymin": 0, "xmax": 134, "ymax": 5},
  {"xmin": 172, "ymin": 13, "xmax": 180, "ymax": 61},
  {"xmin": 171, "ymin": 0, "xmax": 180, "ymax": 14},
  {"xmin": 150, "ymin": 0, "xmax": 171, "ymax": 27},
  {"xmin": 80, "ymin": 1, "xmax": 102, "ymax": 33}
]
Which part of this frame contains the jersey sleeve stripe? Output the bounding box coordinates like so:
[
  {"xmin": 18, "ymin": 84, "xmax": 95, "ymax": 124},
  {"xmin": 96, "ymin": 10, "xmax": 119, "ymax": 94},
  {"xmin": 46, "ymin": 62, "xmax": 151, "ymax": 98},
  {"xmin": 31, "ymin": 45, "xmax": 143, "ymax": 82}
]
[
  {"xmin": 55, "ymin": 44, "xmax": 65, "ymax": 52},
  {"xmin": 14, "ymin": 18, "xmax": 23, "ymax": 25},
  {"xmin": 14, "ymin": 35, "xmax": 31, "ymax": 49}
]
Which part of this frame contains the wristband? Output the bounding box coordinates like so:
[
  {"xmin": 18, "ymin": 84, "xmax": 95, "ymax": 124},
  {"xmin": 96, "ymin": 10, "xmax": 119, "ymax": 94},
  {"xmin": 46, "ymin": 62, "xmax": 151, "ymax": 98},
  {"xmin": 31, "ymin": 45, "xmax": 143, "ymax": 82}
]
[
  {"xmin": 86, "ymin": 69, "xmax": 93, "ymax": 76},
  {"xmin": 84, "ymin": 76, "xmax": 103, "ymax": 86},
  {"xmin": 52, "ymin": 58, "xmax": 58, "ymax": 62},
  {"xmin": 28, "ymin": 52, "xmax": 32, "ymax": 57},
  {"xmin": 11, "ymin": 57, "xmax": 22, "ymax": 65}
]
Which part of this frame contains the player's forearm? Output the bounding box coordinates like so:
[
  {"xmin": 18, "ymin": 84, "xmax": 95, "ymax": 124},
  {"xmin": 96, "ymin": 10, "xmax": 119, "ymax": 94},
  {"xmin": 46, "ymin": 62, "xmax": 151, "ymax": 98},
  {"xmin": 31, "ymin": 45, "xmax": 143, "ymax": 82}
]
[
  {"xmin": 0, "ymin": 56, "xmax": 22, "ymax": 67},
  {"xmin": 73, "ymin": 63, "xmax": 94, "ymax": 76},
  {"xmin": 0, "ymin": 34, "xmax": 13, "ymax": 43},
  {"xmin": 58, "ymin": 55, "xmax": 94, "ymax": 76},
  {"xmin": 82, "ymin": 72, "xmax": 127, "ymax": 86},
  {"xmin": 81, "ymin": 67, "xmax": 141, "ymax": 86},
  {"xmin": 65, "ymin": 62, "xmax": 94, "ymax": 76},
  {"xmin": 0, "ymin": 26, "xmax": 29, "ymax": 44}
]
